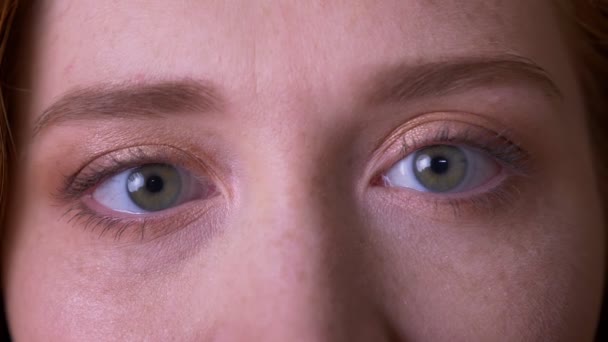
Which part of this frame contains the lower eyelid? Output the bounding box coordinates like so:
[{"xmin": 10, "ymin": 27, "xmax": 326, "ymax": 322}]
[
  {"xmin": 370, "ymin": 119, "xmax": 529, "ymax": 182},
  {"xmin": 371, "ymin": 169, "xmax": 521, "ymax": 221},
  {"xmin": 56, "ymin": 145, "xmax": 226, "ymax": 242},
  {"xmin": 380, "ymin": 162, "xmax": 508, "ymax": 195},
  {"xmin": 92, "ymin": 165, "xmax": 214, "ymax": 214},
  {"xmin": 66, "ymin": 193, "xmax": 223, "ymax": 242},
  {"xmin": 365, "ymin": 118, "xmax": 531, "ymax": 218}
]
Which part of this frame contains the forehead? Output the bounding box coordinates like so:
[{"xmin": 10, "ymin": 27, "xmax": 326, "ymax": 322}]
[{"xmin": 29, "ymin": 0, "xmax": 566, "ymax": 108}]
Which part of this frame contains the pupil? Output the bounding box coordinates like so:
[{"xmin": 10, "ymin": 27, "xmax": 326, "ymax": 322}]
[
  {"xmin": 430, "ymin": 156, "xmax": 450, "ymax": 174},
  {"xmin": 145, "ymin": 175, "xmax": 164, "ymax": 193}
]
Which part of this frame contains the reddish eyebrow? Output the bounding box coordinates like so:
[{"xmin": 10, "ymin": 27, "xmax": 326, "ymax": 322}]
[
  {"xmin": 364, "ymin": 54, "xmax": 562, "ymax": 106},
  {"xmin": 33, "ymin": 55, "xmax": 559, "ymax": 137},
  {"xmin": 33, "ymin": 79, "xmax": 223, "ymax": 136}
]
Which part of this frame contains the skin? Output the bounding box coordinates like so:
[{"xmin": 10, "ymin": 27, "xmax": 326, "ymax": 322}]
[{"xmin": 2, "ymin": 0, "xmax": 605, "ymax": 341}]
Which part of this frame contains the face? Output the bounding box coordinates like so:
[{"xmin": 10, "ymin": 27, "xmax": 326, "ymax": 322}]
[{"xmin": 2, "ymin": 0, "xmax": 605, "ymax": 340}]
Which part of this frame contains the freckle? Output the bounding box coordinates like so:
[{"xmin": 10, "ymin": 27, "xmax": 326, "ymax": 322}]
[
  {"xmin": 63, "ymin": 62, "xmax": 74, "ymax": 75},
  {"xmin": 133, "ymin": 73, "xmax": 146, "ymax": 83},
  {"xmin": 497, "ymin": 270, "xmax": 508, "ymax": 282}
]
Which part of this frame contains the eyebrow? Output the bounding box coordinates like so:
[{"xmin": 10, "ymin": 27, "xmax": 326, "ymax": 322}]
[
  {"xmin": 34, "ymin": 55, "xmax": 559, "ymax": 136},
  {"xmin": 365, "ymin": 54, "xmax": 562, "ymax": 106},
  {"xmin": 33, "ymin": 79, "xmax": 223, "ymax": 136}
]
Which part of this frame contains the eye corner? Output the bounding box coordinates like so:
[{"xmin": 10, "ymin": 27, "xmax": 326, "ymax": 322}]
[
  {"xmin": 55, "ymin": 144, "xmax": 227, "ymax": 243},
  {"xmin": 369, "ymin": 168, "xmax": 523, "ymax": 222}
]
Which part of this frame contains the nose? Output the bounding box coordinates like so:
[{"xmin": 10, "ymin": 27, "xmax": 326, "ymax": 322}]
[{"xmin": 209, "ymin": 144, "xmax": 398, "ymax": 341}]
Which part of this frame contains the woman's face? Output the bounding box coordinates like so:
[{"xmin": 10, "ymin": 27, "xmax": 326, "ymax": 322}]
[{"xmin": 2, "ymin": 0, "xmax": 605, "ymax": 340}]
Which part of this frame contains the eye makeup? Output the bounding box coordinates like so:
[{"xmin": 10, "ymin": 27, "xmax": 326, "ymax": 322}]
[
  {"xmin": 369, "ymin": 113, "xmax": 533, "ymax": 218},
  {"xmin": 53, "ymin": 112, "xmax": 534, "ymax": 239},
  {"xmin": 54, "ymin": 145, "xmax": 224, "ymax": 242}
]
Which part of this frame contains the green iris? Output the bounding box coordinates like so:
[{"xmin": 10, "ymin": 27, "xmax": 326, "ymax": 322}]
[
  {"xmin": 413, "ymin": 145, "xmax": 468, "ymax": 192},
  {"xmin": 126, "ymin": 164, "xmax": 182, "ymax": 212}
]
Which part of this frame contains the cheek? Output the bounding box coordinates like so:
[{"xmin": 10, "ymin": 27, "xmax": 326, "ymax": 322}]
[
  {"xmin": 2, "ymin": 187, "xmax": 223, "ymax": 340},
  {"xmin": 363, "ymin": 191, "xmax": 604, "ymax": 340},
  {"xmin": 3, "ymin": 219, "xmax": 217, "ymax": 341}
]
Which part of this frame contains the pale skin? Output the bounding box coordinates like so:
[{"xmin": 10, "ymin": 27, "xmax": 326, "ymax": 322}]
[{"xmin": 1, "ymin": 0, "xmax": 605, "ymax": 341}]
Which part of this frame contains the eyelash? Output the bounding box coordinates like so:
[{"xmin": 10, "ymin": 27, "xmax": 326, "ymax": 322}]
[
  {"xmin": 61, "ymin": 150, "xmax": 139, "ymax": 201},
  {"xmin": 56, "ymin": 123, "xmax": 531, "ymax": 239},
  {"xmin": 56, "ymin": 146, "xmax": 216, "ymax": 241},
  {"xmin": 398, "ymin": 125, "xmax": 529, "ymax": 170},
  {"xmin": 61, "ymin": 202, "xmax": 150, "ymax": 241},
  {"xmin": 376, "ymin": 123, "xmax": 531, "ymax": 215}
]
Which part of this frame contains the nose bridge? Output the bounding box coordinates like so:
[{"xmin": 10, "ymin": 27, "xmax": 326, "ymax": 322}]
[
  {"xmin": 219, "ymin": 124, "xmax": 381, "ymax": 340},
  {"xmin": 240, "ymin": 138, "xmax": 346, "ymax": 288},
  {"xmin": 240, "ymin": 102, "xmax": 349, "ymax": 245}
]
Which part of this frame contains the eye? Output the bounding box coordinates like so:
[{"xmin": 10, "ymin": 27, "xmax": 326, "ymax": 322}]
[
  {"xmin": 382, "ymin": 145, "xmax": 500, "ymax": 193},
  {"xmin": 92, "ymin": 163, "xmax": 215, "ymax": 214}
]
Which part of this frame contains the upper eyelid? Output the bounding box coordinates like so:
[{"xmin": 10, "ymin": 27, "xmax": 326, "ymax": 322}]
[
  {"xmin": 368, "ymin": 119, "xmax": 531, "ymax": 184},
  {"xmin": 55, "ymin": 147, "xmax": 225, "ymax": 243},
  {"xmin": 402, "ymin": 132, "xmax": 525, "ymax": 166},
  {"xmin": 55, "ymin": 145, "xmax": 221, "ymax": 203}
]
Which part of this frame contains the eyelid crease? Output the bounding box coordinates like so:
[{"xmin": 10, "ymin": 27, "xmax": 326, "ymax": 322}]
[
  {"xmin": 399, "ymin": 124, "xmax": 530, "ymax": 172},
  {"xmin": 369, "ymin": 120, "xmax": 534, "ymax": 220},
  {"xmin": 371, "ymin": 119, "xmax": 534, "ymax": 188},
  {"xmin": 54, "ymin": 144, "xmax": 221, "ymax": 204},
  {"xmin": 54, "ymin": 144, "xmax": 225, "ymax": 243}
]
